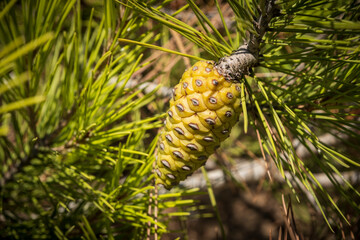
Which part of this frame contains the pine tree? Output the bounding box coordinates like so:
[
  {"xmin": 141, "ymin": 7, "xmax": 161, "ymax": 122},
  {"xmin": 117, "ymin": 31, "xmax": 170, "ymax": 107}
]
[{"xmin": 1, "ymin": 0, "xmax": 359, "ymax": 239}]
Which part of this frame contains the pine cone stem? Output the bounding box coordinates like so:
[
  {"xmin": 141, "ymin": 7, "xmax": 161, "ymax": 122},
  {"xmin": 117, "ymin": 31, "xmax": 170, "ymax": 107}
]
[{"xmin": 215, "ymin": 0, "xmax": 276, "ymax": 81}]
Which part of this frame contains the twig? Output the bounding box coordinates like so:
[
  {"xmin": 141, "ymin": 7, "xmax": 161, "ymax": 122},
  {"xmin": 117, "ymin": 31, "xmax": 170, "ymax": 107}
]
[
  {"xmin": 170, "ymin": 29, "xmax": 191, "ymax": 68},
  {"xmin": 147, "ymin": 182, "xmax": 153, "ymax": 240},
  {"xmin": 215, "ymin": 0, "xmax": 276, "ymax": 80},
  {"xmin": 281, "ymin": 194, "xmax": 300, "ymax": 240},
  {"xmin": 147, "ymin": 160, "xmax": 158, "ymax": 240},
  {"xmin": 154, "ymin": 181, "xmax": 158, "ymax": 240}
]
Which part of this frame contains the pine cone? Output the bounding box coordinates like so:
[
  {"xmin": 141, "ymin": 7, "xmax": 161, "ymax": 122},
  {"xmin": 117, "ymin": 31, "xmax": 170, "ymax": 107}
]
[{"xmin": 155, "ymin": 60, "xmax": 242, "ymax": 189}]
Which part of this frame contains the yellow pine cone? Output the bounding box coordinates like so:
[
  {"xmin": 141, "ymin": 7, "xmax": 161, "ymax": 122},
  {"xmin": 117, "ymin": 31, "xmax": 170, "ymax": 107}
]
[{"xmin": 155, "ymin": 60, "xmax": 242, "ymax": 189}]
